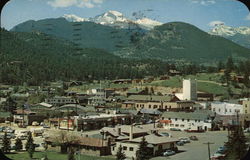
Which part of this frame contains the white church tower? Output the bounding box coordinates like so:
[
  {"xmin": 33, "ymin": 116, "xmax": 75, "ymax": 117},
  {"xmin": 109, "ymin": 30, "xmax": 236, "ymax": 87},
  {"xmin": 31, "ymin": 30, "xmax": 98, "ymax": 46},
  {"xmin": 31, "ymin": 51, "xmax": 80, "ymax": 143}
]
[{"xmin": 183, "ymin": 79, "xmax": 197, "ymax": 101}]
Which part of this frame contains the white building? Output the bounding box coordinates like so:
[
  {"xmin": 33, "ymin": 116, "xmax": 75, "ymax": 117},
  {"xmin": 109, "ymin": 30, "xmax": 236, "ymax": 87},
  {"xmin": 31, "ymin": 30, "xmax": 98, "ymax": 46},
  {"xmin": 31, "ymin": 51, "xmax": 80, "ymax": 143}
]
[
  {"xmin": 45, "ymin": 96, "xmax": 76, "ymax": 106},
  {"xmin": 175, "ymin": 79, "xmax": 197, "ymax": 101},
  {"xmin": 183, "ymin": 79, "xmax": 197, "ymax": 101},
  {"xmin": 111, "ymin": 134, "xmax": 178, "ymax": 158},
  {"xmin": 211, "ymin": 102, "xmax": 243, "ymax": 116},
  {"xmin": 161, "ymin": 111, "xmax": 212, "ymax": 131}
]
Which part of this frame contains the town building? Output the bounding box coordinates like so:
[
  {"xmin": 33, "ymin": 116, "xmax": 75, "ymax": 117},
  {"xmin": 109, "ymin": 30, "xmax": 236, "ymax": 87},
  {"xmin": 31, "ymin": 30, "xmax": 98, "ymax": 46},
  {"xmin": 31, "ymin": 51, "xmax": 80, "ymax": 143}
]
[
  {"xmin": 161, "ymin": 111, "xmax": 213, "ymax": 131},
  {"xmin": 76, "ymin": 113, "xmax": 133, "ymax": 131},
  {"xmin": 122, "ymin": 95, "xmax": 194, "ymax": 112},
  {"xmin": 13, "ymin": 109, "xmax": 46, "ymax": 126},
  {"xmin": 243, "ymin": 99, "xmax": 250, "ymax": 114},
  {"xmin": 175, "ymin": 79, "xmax": 197, "ymax": 101},
  {"xmin": 111, "ymin": 133, "xmax": 178, "ymax": 159},
  {"xmin": 45, "ymin": 96, "xmax": 76, "ymax": 106},
  {"xmin": 211, "ymin": 102, "xmax": 243, "ymax": 116},
  {"xmin": 183, "ymin": 79, "xmax": 197, "ymax": 101}
]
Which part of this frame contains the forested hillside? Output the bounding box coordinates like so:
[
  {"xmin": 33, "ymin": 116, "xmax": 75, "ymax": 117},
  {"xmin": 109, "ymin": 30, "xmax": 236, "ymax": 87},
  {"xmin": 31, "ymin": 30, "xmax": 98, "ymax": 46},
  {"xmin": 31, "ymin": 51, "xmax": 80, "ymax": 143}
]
[
  {"xmin": 0, "ymin": 28, "xmax": 170, "ymax": 85},
  {"xmin": 115, "ymin": 22, "xmax": 250, "ymax": 62}
]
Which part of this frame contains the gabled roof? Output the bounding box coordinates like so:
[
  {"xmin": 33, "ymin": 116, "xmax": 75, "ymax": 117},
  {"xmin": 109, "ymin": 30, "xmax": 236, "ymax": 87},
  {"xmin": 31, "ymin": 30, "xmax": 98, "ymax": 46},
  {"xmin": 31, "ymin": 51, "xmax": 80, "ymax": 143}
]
[
  {"xmin": 38, "ymin": 102, "xmax": 53, "ymax": 108},
  {"xmin": 128, "ymin": 134, "xmax": 178, "ymax": 145},
  {"xmin": 162, "ymin": 111, "xmax": 211, "ymax": 121},
  {"xmin": 127, "ymin": 95, "xmax": 173, "ymax": 102},
  {"xmin": 72, "ymin": 137, "xmax": 108, "ymax": 147},
  {"xmin": 127, "ymin": 88, "xmax": 144, "ymax": 94},
  {"xmin": 139, "ymin": 109, "xmax": 162, "ymax": 115},
  {"xmin": 101, "ymin": 125, "xmax": 151, "ymax": 136}
]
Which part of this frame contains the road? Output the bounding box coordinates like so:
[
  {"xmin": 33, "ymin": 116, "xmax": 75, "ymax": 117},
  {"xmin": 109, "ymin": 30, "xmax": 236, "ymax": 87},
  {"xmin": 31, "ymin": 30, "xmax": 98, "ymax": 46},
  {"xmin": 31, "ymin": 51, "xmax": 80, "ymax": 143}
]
[{"xmin": 152, "ymin": 131, "xmax": 228, "ymax": 160}]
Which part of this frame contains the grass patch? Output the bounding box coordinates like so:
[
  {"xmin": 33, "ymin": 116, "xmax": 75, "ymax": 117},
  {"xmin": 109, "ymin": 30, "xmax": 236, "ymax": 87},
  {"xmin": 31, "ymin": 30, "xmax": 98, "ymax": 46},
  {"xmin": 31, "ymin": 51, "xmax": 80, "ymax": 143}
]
[
  {"xmin": 0, "ymin": 112, "xmax": 11, "ymax": 118},
  {"xmin": 150, "ymin": 76, "xmax": 182, "ymax": 88},
  {"xmin": 197, "ymin": 82, "xmax": 227, "ymax": 95}
]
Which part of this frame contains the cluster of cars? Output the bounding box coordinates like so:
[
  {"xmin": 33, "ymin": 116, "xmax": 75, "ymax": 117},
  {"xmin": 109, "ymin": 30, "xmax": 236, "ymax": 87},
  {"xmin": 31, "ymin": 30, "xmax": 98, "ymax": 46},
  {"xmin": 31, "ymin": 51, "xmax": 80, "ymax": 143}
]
[
  {"xmin": 176, "ymin": 136, "xmax": 198, "ymax": 146},
  {"xmin": 0, "ymin": 127, "xmax": 16, "ymax": 140},
  {"xmin": 211, "ymin": 146, "xmax": 228, "ymax": 160},
  {"xmin": 162, "ymin": 136, "xmax": 199, "ymax": 157}
]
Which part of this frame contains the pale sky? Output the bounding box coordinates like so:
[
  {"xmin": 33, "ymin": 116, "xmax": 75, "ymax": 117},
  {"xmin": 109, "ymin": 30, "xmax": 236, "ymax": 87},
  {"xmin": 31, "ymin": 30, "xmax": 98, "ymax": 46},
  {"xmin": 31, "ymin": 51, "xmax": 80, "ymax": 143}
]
[{"xmin": 1, "ymin": 0, "xmax": 250, "ymax": 31}]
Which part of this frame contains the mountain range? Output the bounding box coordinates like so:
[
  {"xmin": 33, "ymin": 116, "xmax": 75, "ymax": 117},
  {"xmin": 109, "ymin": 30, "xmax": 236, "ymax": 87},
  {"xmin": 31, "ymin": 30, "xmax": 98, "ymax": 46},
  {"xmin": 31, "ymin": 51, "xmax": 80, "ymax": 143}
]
[
  {"xmin": 115, "ymin": 22, "xmax": 250, "ymax": 62},
  {"xmin": 209, "ymin": 23, "xmax": 250, "ymax": 49},
  {"xmin": 9, "ymin": 11, "xmax": 250, "ymax": 63},
  {"xmin": 63, "ymin": 10, "xmax": 163, "ymax": 30}
]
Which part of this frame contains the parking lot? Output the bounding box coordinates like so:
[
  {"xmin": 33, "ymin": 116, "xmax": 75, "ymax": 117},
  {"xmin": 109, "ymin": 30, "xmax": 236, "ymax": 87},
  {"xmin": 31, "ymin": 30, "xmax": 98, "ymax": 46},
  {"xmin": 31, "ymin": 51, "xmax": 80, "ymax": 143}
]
[
  {"xmin": 0, "ymin": 123, "xmax": 46, "ymax": 151},
  {"xmin": 152, "ymin": 130, "xmax": 228, "ymax": 160}
]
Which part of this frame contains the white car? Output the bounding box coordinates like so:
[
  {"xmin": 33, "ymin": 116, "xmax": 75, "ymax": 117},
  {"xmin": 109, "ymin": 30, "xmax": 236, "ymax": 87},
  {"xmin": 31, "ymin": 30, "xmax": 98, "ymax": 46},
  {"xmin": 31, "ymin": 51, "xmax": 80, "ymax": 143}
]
[
  {"xmin": 163, "ymin": 150, "xmax": 175, "ymax": 156},
  {"xmin": 179, "ymin": 137, "xmax": 190, "ymax": 143}
]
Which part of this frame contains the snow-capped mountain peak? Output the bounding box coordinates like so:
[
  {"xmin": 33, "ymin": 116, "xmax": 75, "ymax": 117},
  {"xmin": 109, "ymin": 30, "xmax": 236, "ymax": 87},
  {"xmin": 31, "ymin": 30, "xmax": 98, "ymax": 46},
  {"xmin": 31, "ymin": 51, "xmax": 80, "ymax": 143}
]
[
  {"xmin": 135, "ymin": 18, "xmax": 163, "ymax": 29},
  {"xmin": 62, "ymin": 14, "xmax": 88, "ymax": 22},
  {"xmin": 209, "ymin": 24, "xmax": 250, "ymax": 36},
  {"xmin": 91, "ymin": 10, "xmax": 128, "ymax": 25},
  {"xmin": 62, "ymin": 11, "xmax": 163, "ymax": 30}
]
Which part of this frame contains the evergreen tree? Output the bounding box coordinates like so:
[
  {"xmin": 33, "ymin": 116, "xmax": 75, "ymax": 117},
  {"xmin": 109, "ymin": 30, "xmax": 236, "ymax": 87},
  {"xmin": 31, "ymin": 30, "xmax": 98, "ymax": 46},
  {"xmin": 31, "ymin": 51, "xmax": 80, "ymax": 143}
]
[
  {"xmin": 217, "ymin": 61, "xmax": 224, "ymax": 72},
  {"xmin": 2, "ymin": 132, "xmax": 11, "ymax": 153},
  {"xmin": 224, "ymin": 69, "xmax": 231, "ymax": 85},
  {"xmin": 150, "ymin": 87, "xmax": 154, "ymax": 95},
  {"xmin": 28, "ymin": 146, "xmax": 35, "ymax": 159},
  {"xmin": 68, "ymin": 147, "xmax": 75, "ymax": 160},
  {"xmin": 116, "ymin": 145, "xmax": 126, "ymax": 160},
  {"xmin": 225, "ymin": 126, "xmax": 247, "ymax": 159},
  {"xmin": 136, "ymin": 136, "xmax": 150, "ymax": 160},
  {"xmin": 226, "ymin": 57, "xmax": 234, "ymax": 73},
  {"xmin": 15, "ymin": 138, "xmax": 23, "ymax": 151},
  {"xmin": 25, "ymin": 131, "xmax": 35, "ymax": 159},
  {"xmin": 4, "ymin": 96, "xmax": 17, "ymax": 113},
  {"xmin": 144, "ymin": 87, "xmax": 149, "ymax": 95}
]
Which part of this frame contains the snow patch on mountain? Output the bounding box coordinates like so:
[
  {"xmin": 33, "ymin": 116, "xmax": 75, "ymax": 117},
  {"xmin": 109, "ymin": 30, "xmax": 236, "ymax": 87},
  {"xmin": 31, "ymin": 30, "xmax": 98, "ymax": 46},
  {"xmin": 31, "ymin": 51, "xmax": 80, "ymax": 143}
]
[
  {"xmin": 135, "ymin": 18, "xmax": 163, "ymax": 29},
  {"xmin": 62, "ymin": 11, "xmax": 162, "ymax": 30},
  {"xmin": 209, "ymin": 23, "xmax": 250, "ymax": 36},
  {"xmin": 63, "ymin": 14, "xmax": 88, "ymax": 22}
]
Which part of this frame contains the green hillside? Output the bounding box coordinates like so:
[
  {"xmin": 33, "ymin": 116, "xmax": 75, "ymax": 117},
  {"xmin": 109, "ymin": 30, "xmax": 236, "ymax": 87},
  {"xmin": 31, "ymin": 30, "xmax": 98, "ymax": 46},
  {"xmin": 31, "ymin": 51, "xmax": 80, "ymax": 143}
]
[
  {"xmin": 10, "ymin": 18, "xmax": 141, "ymax": 52},
  {"xmin": 224, "ymin": 34, "xmax": 250, "ymax": 49},
  {"xmin": 115, "ymin": 22, "xmax": 250, "ymax": 62},
  {"xmin": 0, "ymin": 28, "xmax": 170, "ymax": 85}
]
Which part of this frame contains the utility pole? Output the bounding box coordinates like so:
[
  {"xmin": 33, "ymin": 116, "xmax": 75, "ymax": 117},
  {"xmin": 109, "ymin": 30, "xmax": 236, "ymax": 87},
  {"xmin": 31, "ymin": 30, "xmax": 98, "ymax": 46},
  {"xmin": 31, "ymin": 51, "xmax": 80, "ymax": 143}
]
[
  {"xmin": 203, "ymin": 142, "xmax": 214, "ymax": 160},
  {"xmin": 67, "ymin": 107, "xmax": 70, "ymax": 132}
]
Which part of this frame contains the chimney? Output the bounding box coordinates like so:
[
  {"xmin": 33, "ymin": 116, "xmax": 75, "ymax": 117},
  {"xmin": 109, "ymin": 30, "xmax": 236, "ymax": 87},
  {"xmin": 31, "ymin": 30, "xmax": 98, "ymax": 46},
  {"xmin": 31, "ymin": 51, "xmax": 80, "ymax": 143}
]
[
  {"xmin": 129, "ymin": 125, "xmax": 133, "ymax": 140},
  {"xmin": 118, "ymin": 128, "xmax": 121, "ymax": 135}
]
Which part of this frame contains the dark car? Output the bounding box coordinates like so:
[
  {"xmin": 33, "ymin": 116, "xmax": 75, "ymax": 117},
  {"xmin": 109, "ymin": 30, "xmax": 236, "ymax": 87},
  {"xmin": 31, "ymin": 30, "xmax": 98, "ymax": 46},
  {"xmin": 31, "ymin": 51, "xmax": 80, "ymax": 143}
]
[
  {"xmin": 170, "ymin": 128, "xmax": 181, "ymax": 131},
  {"xmin": 176, "ymin": 141, "xmax": 184, "ymax": 146},
  {"xmin": 190, "ymin": 136, "xmax": 198, "ymax": 141}
]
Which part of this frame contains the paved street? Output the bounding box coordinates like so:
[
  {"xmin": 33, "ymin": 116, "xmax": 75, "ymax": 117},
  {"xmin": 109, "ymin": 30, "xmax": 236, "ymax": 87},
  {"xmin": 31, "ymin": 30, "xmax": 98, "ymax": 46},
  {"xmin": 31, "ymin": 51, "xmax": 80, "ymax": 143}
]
[{"xmin": 152, "ymin": 131, "xmax": 228, "ymax": 160}]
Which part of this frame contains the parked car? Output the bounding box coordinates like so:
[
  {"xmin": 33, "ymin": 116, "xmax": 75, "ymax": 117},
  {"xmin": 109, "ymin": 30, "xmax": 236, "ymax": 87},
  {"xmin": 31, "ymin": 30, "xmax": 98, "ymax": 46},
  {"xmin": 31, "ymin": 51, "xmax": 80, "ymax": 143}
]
[
  {"xmin": 19, "ymin": 135, "xmax": 28, "ymax": 140},
  {"xmin": 6, "ymin": 129, "xmax": 15, "ymax": 133},
  {"xmin": 43, "ymin": 125, "xmax": 50, "ymax": 129},
  {"xmin": 179, "ymin": 137, "xmax": 190, "ymax": 143},
  {"xmin": 217, "ymin": 146, "xmax": 227, "ymax": 154},
  {"xmin": 244, "ymin": 128, "xmax": 250, "ymax": 133},
  {"xmin": 159, "ymin": 132, "xmax": 171, "ymax": 137},
  {"xmin": 32, "ymin": 121, "xmax": 39, "ymax": 126},
  {"xmin": 176, "ymin": 141, "xmax": 184, "ymax": 146},
  {"xmin": 7, "ymin": 133, "xmax": 16, "ymax": 139},
  {"xmin": 170, "ymin": 128, "xmax": 181, "ymax": 131},
  {"xmin": 190, "ymin": 136, "xmax": 198, "ymax": 141},
  {"xmin": 211, "ymin": 153, "xmax": 226, "ymax": 160},
  {"xmin": 163, "ymin": 150, "xmax": 175, "ymax": 156},
  {"xmin": 0, "ymin": 127, "xmax": 5, "ymax": 132}
]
